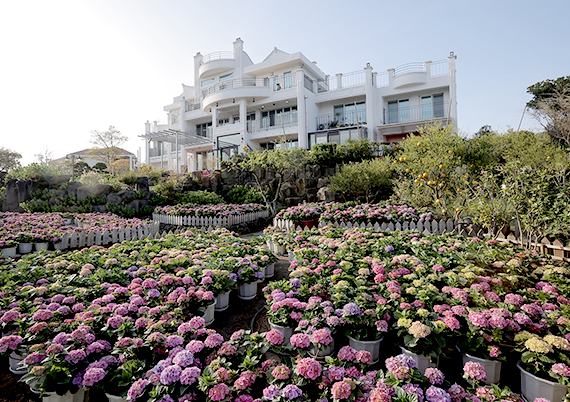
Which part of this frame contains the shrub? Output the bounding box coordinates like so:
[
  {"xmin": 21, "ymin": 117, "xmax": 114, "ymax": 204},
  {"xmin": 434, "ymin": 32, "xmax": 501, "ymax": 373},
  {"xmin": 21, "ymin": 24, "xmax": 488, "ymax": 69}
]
[
  {"xmin": 178, "ymin": 190, "xmax": 224, "ymax": 205},
  {"xmin": 329, "ymin": 158, "xmax": 393, "ymax": 203},
  {"xmin": 117, "ymin": 170, "xmax": 139, "ymax": 188},
  {"xmin": 5, "ymin": 163, "xmax": 65, "ymax": 181},
  {"xmin": 226, "ymin": 184, "xmax": 264, "ymax": 204}
]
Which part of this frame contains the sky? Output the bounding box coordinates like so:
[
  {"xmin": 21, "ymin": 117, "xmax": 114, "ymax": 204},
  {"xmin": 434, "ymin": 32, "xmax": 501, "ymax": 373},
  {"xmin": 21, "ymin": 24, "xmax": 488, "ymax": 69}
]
[{"xmin": 1, "ymin": 0, "xmax": 569, "ymax": 165}]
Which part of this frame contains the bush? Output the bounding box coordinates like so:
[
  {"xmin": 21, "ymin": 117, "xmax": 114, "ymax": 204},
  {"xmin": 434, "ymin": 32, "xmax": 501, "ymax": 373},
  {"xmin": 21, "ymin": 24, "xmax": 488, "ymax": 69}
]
[
  {"xmin": 117, "ymin": 170, "xmax": 139, "ymax": 188},
  {"xmin": 178, "ymin": 190, "xmax": 224, "ymax": 205},
  {"xmin": 310, "ymin": 143, "xmax": 338, "ymax": 168},
  {"xmin": 226, "ymin": 184, "xmax": 264, "ymax": 204},
  {"xmin": 329, "ymin": 158, "xmax": 393, "ymax": 203},
  {"xmin": 5, "ymin": 163, "xmax": 65, "ymax": 181}
]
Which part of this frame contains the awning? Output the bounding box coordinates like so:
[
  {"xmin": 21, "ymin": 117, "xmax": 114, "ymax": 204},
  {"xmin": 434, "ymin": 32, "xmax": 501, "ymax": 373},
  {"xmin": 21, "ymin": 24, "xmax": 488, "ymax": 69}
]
[{"xmin": 138, "ymin": 129, "xmax": 214, "ymax": 147}]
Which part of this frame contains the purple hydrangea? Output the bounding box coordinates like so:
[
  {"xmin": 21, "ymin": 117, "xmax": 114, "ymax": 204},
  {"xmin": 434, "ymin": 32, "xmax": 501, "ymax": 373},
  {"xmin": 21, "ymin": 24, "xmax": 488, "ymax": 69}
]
[{"xmin": 160, "ymin": 365, "xmax": 182, "ymax": 385}]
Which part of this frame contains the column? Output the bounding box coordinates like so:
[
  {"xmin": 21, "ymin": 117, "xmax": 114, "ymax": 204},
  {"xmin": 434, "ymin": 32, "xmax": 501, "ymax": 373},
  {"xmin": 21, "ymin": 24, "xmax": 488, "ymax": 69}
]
[
  {"xmin": 239, "ymin": 99, "xmax": 249, "ymax": 151},
  {"xmin": 364, "ymin": 65, "xmax": 376, "ymax": 142},
  {"xmin": 447, "ymin": 54, "xmax": 458, "ymax": 127},
  {"xmin": 296, "ymin": 68, "xmax": 308, "ymax": 148}
]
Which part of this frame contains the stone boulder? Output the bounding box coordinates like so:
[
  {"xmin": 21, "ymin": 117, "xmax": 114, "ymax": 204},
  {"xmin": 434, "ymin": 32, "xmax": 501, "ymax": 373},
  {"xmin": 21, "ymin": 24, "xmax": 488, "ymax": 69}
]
[
  {"xmin": 136, "ymin": 177, "xmax": 149, "ymax": 193},
  {"xmin": 1, "ymin": 179, "xmax": 36, "ymax": 211},
  {"xmin": 67, "ymin": 181, "xmax": 83, "ymax": 196},
  {"xmin": 46, "ymin": 175, "xmax": 71, "ymax": 188},
  {"xmin": 317, "ymin": 186, "xmax": 335, "ymax": 203},
  {"xmin": 91, "ymin": 205, "xmax": 107, "ymax": 213},
  {"xmin": 76, "ymin": 184, "xmax": 113, "ymax": 201},
  {"xmin": 284, "ymin": 197, "xmax": 303, "ymax": 207},
  {"xmin": 317, "ymin": 178, "xmax": 329, "ymax": 188},
  {"xmin": 106, "ymin": 190, "xmax": 134, "ymax": 205}
]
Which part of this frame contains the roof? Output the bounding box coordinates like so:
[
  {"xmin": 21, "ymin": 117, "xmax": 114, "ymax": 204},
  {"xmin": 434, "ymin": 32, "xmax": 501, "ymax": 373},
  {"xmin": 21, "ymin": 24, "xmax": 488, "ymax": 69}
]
[{"xmin": 52, "ymin": 148, "xmax": 136, "ymax": 164}]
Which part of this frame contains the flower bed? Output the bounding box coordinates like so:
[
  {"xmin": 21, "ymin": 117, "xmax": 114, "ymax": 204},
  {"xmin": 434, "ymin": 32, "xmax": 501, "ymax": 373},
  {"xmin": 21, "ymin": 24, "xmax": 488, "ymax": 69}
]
[
  {"xmin": 262, "ymin": 225, "xmax": 570, "ymax": 399},
  {"xmin": 0, "ymin": 212, "xmax": 158, "ymax": 254},
  {"xmin": 274, "ymin": 202, "xmax": 434, "ymax": 229},
  {"xmin": 153, "ymin": 203, "xmax": 269, "ymax": 227}
]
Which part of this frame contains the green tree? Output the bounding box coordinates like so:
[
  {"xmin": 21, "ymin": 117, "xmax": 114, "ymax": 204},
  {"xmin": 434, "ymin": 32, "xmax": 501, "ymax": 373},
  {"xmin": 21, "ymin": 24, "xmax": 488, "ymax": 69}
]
[
  {"xmin": 526, "ymin": 76, "xmax": 570, "ymax": 109},
  {"xmin": 90, "ymin": 125, "xmax": 129, "ymax": 169},
  {"xmin": 329, "ymin": 158, "xmax": 393, "ymax": 203},
  {"xmin": 224, "ymin": 148, "xmax": 310, "ymax": 215},
  {"xmin": 0, "ymin": 147, "xmax": 22, "ymax": 173}
]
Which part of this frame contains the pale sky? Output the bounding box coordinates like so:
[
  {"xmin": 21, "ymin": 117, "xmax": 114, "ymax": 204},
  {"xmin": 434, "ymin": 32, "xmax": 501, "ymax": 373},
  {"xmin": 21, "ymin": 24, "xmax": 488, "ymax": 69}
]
[{"xmin": 1, "ymin": 0, "xmax": 569, "ymax": 165}]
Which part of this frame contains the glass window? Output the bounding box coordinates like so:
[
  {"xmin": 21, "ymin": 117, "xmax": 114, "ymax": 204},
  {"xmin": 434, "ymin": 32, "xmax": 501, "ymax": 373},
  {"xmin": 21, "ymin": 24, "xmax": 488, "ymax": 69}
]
[
  {"xmin": 283, "ymin": 72, "xmax": 292, "ymax": 89},
  {"xmin": 421, "ymin": 96, "xmax": 432, "ymax": 120},
  {"xmin": 388, "ymin": 101, "xmax": 398, "ymax": 124},
  {"xmin": 201, "ymin": 78, "xmax": 215, "ymax": 87},
  {"xmin": 398, "ymin": 100, "xmax": 409, "ymax": 123},
  {"xmin": 273, "ymin": 76, "xmax": 280, "ymax": 91},
  {"xmin": 220, "ymin": 73, "xmax": 233, "ymax": 81},
  {"xmin": 264, "ymin": 77, "xmax": 269, "ymax": 87},
  {"xmin": 433, "ymin": 94, "xmax": 444, "ymax": 118}
]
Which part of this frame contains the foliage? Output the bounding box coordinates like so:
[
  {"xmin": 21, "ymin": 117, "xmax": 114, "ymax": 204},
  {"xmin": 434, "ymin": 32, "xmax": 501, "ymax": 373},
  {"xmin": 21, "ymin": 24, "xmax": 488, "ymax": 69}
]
[
  {"xmin": 223, "ymin": 148, "xmax": 311, "ymax": 215},
  {"xmin": 226, "ymin": 184, "xmax": 264, "ymax": 204},
  {"xmin": 92, "ymin": 162, "xmax": 108, "ymax": 173},
  {"xmin": 309, "ymin": 143, "xmax": 338, "ymax": 168},
  {"xmin": 19, "ymin": 190, "xmax": 108, "ymax": 214},
  {"xmin": 109, "ymin": 159, "xmax": 130, "ymax": 175},
  {"xmin": 150, "ymin": 177, "xmax": 184, "ymax": 206},
  {"xmin": 34, "ymin": 148, "xmax": 54, "ymax": 166},
  {"xmin": 89, "ymin": 125, "xmax": 129, "ymax": 168},
  {"xmin": 526, "ymin": 75, "xmax": 570, "ymax": 110},
  {"xmin": 178, "ymin": 190, "xmax": 224, "ymax": 205},
  {"xmin": 5, "ymin": 163, "xmax": 66, "ymax": 181},
  {"xmin": 329, "ymin": 158, "xmax": 393, "ymax": 203},
  {"xmin": 309, "ymin": 139, "xmax": 381, "ymax": 168},
  {"xmin": 133, "ymin": 164, "xmax": 165, "ymax": 181},
  {"xmin": 531, "ymin": 92, "xmax": 570, "ymax": 148},
  {"xmin": 0, "ymin": 147, "xmax": 22, "ymax": 173},
  {"xmin": 117, "ymin": 170, "xmax": 139, "ymax": 189}
]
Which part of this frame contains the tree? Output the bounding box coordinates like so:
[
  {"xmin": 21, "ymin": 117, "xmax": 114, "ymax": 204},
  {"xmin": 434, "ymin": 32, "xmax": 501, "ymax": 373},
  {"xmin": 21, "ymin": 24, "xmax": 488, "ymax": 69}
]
[
  {"xmin": 224, "ymin": 147, "xmax": 310, "ymax": 215},
  {"xmin": 89, "ymin": 125, "xmax": 128, "ymax": 169},
  {"xmin": 0, "ymin": 147, "xmax": 22, "ymax": 173},
  {"xmin": 92, "ymin": 162, "xmax": 108, "ymax": 173},
  {"xmin": 34, "ymin": 148, "xmax": 54, "ymax": 165},
  {"xmin": 526, "ymin": 76, "xmax": 570, "ymax": 109}
]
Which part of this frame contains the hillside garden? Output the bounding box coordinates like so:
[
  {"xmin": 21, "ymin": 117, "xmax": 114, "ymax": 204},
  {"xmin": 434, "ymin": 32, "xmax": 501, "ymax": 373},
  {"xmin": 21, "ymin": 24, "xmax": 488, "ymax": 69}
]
[{"xmin": 2, "ymin": 124, "xmax": 570, "ymax": 402}]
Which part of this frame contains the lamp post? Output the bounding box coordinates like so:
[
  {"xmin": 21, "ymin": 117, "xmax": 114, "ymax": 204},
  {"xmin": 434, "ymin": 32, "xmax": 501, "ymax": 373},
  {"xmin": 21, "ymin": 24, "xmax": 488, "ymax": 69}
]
[{"xmin": 65, "ymin": 154, "xmax": 82, "ymax": 181}]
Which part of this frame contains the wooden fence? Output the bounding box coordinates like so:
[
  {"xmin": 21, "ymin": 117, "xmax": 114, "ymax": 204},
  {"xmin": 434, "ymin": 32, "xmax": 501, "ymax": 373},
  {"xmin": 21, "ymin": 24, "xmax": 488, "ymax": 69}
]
[
  {"xmin": 272, "ymin": 218, "xmax": 570, "ymax": 261},
  {"xmin": 152, "ymin": 210, "xmax": 270, "ymax": 227}
]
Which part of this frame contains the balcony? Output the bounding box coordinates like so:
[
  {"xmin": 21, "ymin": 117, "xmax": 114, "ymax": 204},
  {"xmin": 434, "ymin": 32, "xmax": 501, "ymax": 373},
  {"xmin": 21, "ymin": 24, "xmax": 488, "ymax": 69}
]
[
  {"xmin": 247, "ymin": 118, "xmax": 298, "ymax": 134},
  {"xmin": 383, "ymin": 102, "xmax": 449, "ymax": 125},
  {"xmin": 315, "ymin": 110, "xmax": 366, "ymax": 131},
  {"xmin": 199, "ymin": 51, "xmax": 235, "ymax": 78},
  {"xmin": 202, "ymin": 78, "xmax": 270, "ymax": 109}
]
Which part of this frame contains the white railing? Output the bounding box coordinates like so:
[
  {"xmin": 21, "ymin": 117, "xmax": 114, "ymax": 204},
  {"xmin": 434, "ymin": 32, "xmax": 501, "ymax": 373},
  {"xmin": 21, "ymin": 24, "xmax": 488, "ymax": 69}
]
[
  {"xmin": 273, "ymin": 218, "xmax": 455, "ymax": 234},
  {"xmin": 430, "ymin": 59, "xmax": 450, "ymax": 77},
  {"xmin": 53, "ymin": 222, "xmax": 160, "ymax": 251},
  {"xmin": 202, "ymin": 78, "xmax": 267, "ymax": 98},
  {"xmin": 153, "ymin": 210, "xmax": 270, "ymax": 227},
  {"xmin": 393, "ymin": 62, "xmax": 426, "ymax": 77},
  {"xmin": 201, "ymin": 51, "xmax": 234, "ymax": 64},
  {"xmin": 375, "ymin": 71, "xmax": 389, "ymax": 88},
  {"xmin": 327, "ymin": 70, "xmax": 366, "ymax": 91}
]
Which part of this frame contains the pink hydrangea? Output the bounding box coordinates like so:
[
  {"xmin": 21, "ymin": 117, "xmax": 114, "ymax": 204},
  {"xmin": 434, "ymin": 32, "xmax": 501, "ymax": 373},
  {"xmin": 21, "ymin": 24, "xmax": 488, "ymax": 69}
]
[
  {"xmin": 208, "ymin": 384, "xmax": 230, "ymax": 401},
  {"xmin": 271, "ymin": 365, "xmax": 291, "ymax": 380},
  {"xmin": 290, "ymin": 333, "xmax": 311, "ymax": 348},
  {"xmin": 331, "ymin": 380, "xmax": 352, "ymax": 399},
  {"xmin": 296, "ymin": 357, "xmax": 322, "ymax": 380},
  {"xmin": 266, "ymin": 329, "xmax": 285, "ymax": 345},
  {"xmin": 311, "ymin": 328, "xmax": 333, "ymax": 345},
  {"xmin": 463, "ymin": 361, "xmax": 487, "ymax": 382},
  {"xmin": 338, "ymin": 346, "xmax": 357, "ymax": 361},
  {"xmin": 356, "ymin": 350, "xmax": 373, "ymax": 364}
]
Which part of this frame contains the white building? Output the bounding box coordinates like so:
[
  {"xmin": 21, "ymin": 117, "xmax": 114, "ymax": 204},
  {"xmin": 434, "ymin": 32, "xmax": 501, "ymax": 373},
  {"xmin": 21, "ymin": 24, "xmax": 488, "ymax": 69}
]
[{"xmin": 141, "ymin": 38, "xmax": 457, "ymax": 173}]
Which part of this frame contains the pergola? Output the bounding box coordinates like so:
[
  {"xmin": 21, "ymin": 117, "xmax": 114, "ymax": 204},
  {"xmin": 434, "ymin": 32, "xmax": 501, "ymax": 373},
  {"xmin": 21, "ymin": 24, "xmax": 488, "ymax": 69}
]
[{"xmin": 139, "ymin": 129, "xmax": 214, "ymax": 172}]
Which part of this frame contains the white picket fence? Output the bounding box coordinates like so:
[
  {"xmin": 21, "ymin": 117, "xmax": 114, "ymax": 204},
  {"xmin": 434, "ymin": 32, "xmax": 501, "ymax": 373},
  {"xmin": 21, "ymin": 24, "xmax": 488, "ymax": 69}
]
[
  {"xmin": 153, "ymin": 210, "xmax": 270, "ymax": 227},
  {"xmin": 273, "ymin": 218, "xmax": 457, "ymax": 235},
  {"xmin": 53, "ymin": 222, "xmax": 160, "ymax": 251}
]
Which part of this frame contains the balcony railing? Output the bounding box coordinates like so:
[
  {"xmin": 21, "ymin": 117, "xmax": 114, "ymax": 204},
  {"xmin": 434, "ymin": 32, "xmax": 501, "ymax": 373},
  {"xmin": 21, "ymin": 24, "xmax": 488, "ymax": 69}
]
[
  {"xmin": 383, "ymin": 101, "xmax": 449, "ymax": 125},
  {"xmin": 185, "ymin": 98, "xmax": 201, "ymax": 112},
  {"xmin": 201, "ymin": 51, "xmax": 234, "ymax": 64},
  {"xmin": 316, "ymin": 110, "xmax": 366, "ymax": 130},
  {"xmin": 375, "ymin": 71, "xmax": 389, "ymax": 88},
  {"xmin": 247, "ymin": 117, "xmax": 298, "ymax": 133},
  {"xmin": 149, "ymin": 148, "xmax": 163, "ymax": 158},
  {"xmin": 430, "ymin": 59, "xmax": 450, "ymax": 77},
  {"xmin": 393, "ymin": 62, "xmax": 426, "ymax": 77},
  {"xmin": 202, "ymin": 78, "xmax": 267, "ymax": 98}
]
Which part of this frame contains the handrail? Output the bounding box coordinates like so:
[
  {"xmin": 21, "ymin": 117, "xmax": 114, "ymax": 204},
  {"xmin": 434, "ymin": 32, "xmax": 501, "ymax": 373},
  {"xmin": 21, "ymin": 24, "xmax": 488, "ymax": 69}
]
[
  {"xmin": 393, "ymin": 62, "xmax": 426, "ymax": 77},
  {"xmin": 202, "ymin": 78, "xmax": 267, "ymax": 98},
  {"xmin": 201, "ymin": 51, "xmax": 234, "ymax": 64}
]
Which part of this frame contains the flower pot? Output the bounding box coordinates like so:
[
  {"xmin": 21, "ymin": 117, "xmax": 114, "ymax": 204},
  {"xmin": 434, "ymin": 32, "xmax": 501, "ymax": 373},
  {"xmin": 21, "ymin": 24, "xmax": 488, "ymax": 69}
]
[
  {"xmin": 34, "ymin": 242, "xmax": 49, "ymax": 251},
  {"xmin": 255, "ymin": 269, "xmax": 265, "ymax": 283},
  {"xmin": 310, "ymin": 340, "xmax": 335, "ymax": 360},
  {"xmin": 9, "ymin": 350, "xmax": 27, "ymax": 375},
  {"xmin": 265, "ymin": 263, "xmax": 275, "ymax": 278},
  {"xmin": 201, "ymin": 300, "xmax": 216, "ymax": 326},
  {"xmin": 313, "ymin": 217, "xmax": 320, "ymax": 227},
  {"xmin": 42, "ymin": 388, "xmax": 86, "ymax": 402},
  {"xmin": 215, "ymin": 291, "xmax": 230, "ymax": 312},
  {"xmin": 268, "ymin": 320, "xmax": 294, "ymax": 346},
  {"xmin": 300, "ymin": 220, "xmax": 314, "ymax": 229},
  {"xmin": 1, "ymin": 247, "xmax": 17, "ymax": 258},
  {"xmin": 348, "ymin": 336, "xmax": 384, "ymax": 364},
  {"xmin": 518, "ymin": 362, "xmax": 569, "ymax": 402},
  {"xmin": 275, "ymin": 244, "xmax": 286, "ymax": 255},
  {"xmin": 461, "ymin": 353, "xmax": 501, "ymax": 384},
  {"xmin": 34, "ymin": 243, "xmax": 49, "ymax": 251},
  {"xmin": 53, "ymin": 242, "xmax": 64, "ymax": 250},
  {"xmin": 400, "ymin": 346, "xmax": 436, "ymax": 374},
  {"xmin": 238, "ymin": 282, "xmax": 257, "ymax": 300},
  {"xmin": 288, "ymin": 251, "xmax": 294, "ymax": 262},
  {"xmin": 106, "ymin": 393, "xmax": 127, "ymax": 402},
  {"xmin": 18, "ymin": 242, "xmax": 32, "ymax": 254}
]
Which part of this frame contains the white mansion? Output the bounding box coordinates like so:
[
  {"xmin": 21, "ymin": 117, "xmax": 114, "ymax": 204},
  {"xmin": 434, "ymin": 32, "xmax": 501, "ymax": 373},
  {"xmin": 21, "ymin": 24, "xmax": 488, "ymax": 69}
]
[{"xmin": 141, "ymin": 38, "xmax": 457, "ymax": 173}]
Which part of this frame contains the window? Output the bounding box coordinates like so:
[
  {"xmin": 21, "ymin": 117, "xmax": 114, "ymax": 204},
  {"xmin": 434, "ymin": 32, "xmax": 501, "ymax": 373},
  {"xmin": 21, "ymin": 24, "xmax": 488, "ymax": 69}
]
[
  {"xmin": 334, "ymin": 102, "xmax": 366, "ymax": 126},
  {"xmin": 217, "ymin": 133, "xmax": 241, "ymax": 162},
  {"xmin": 421, "ymin": 94, "xmax": 444, "ymax": 120},
  {"xmin": 220, "ymin": 73, "xmax": 233, "ymax": 81},
  {"xmin": 171, "ymin": 111, "xmax": 180, "ymax": 124},
  {"xmin": 218, "ymin": 117, "xmax": 230, "ymax": 126},
  {"xmin": 309, "ymin": 128, "xmax": 365, "ymax": 148},
  {"xmin": 261, "ymin": 106, "xmax": 298, "ymax": 129},
  {"xmin": 273, "ymin": 76, "xmax": 280, "ymax": 91},
  {"xmin": 196, "ymin": 122, "xmax": 212, "ymax": 138},
  {"xmin": 233, "ymin": 115, "xmax": 240, "ymax": 124},
  {"xmin": 201, "ymin": 78, "xmax": 215, "ymax": 87},
  {"xmin": 387, "ymin": 100, "xmax": 409, "ymax": 124},
  {"xmin": 264, "ymin": 77, "xmax": 270, "ymax": 87},
  {"xmin": 260, "ymin": 140, "xmax": 298, "ymax": 150},
  {"xmin": 219, "ymin": 73, "xmax": 234, "ymax": 90},
  {"xmin": 283, "ymin": 72, "xmax": 292, "ymax": 89}
]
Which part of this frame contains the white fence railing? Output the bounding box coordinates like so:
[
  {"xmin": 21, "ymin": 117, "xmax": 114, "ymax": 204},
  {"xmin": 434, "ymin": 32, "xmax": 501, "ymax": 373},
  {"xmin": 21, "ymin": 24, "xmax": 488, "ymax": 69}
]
[
  {"xmin": 153, "ymin": 210, "xmax": 270, "ymax": 227},
  {"xmin": 53, "ymin": 222, "xmax": 161, "ymax": 251}
]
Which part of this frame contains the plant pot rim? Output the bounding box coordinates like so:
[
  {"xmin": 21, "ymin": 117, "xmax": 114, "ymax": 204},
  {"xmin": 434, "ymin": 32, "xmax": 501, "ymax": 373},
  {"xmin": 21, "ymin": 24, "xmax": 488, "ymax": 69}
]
[
  {"xmin": 268, "ymin": 319, "xmax": 293, "ymax": 330},
  {"xmin": 348, "ymin": 335, "xmax": 384, "ymax": 343},
  {"xmin": 517, "ymin": 361, "xmax": 567, "ymax": 386}
]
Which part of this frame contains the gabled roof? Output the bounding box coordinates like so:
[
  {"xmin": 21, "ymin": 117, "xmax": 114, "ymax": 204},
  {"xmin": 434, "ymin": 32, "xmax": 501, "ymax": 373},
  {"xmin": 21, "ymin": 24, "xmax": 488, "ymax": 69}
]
[{"xmin": 262, "ymin": 47, "xmax": 291, "ymax": 63}]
